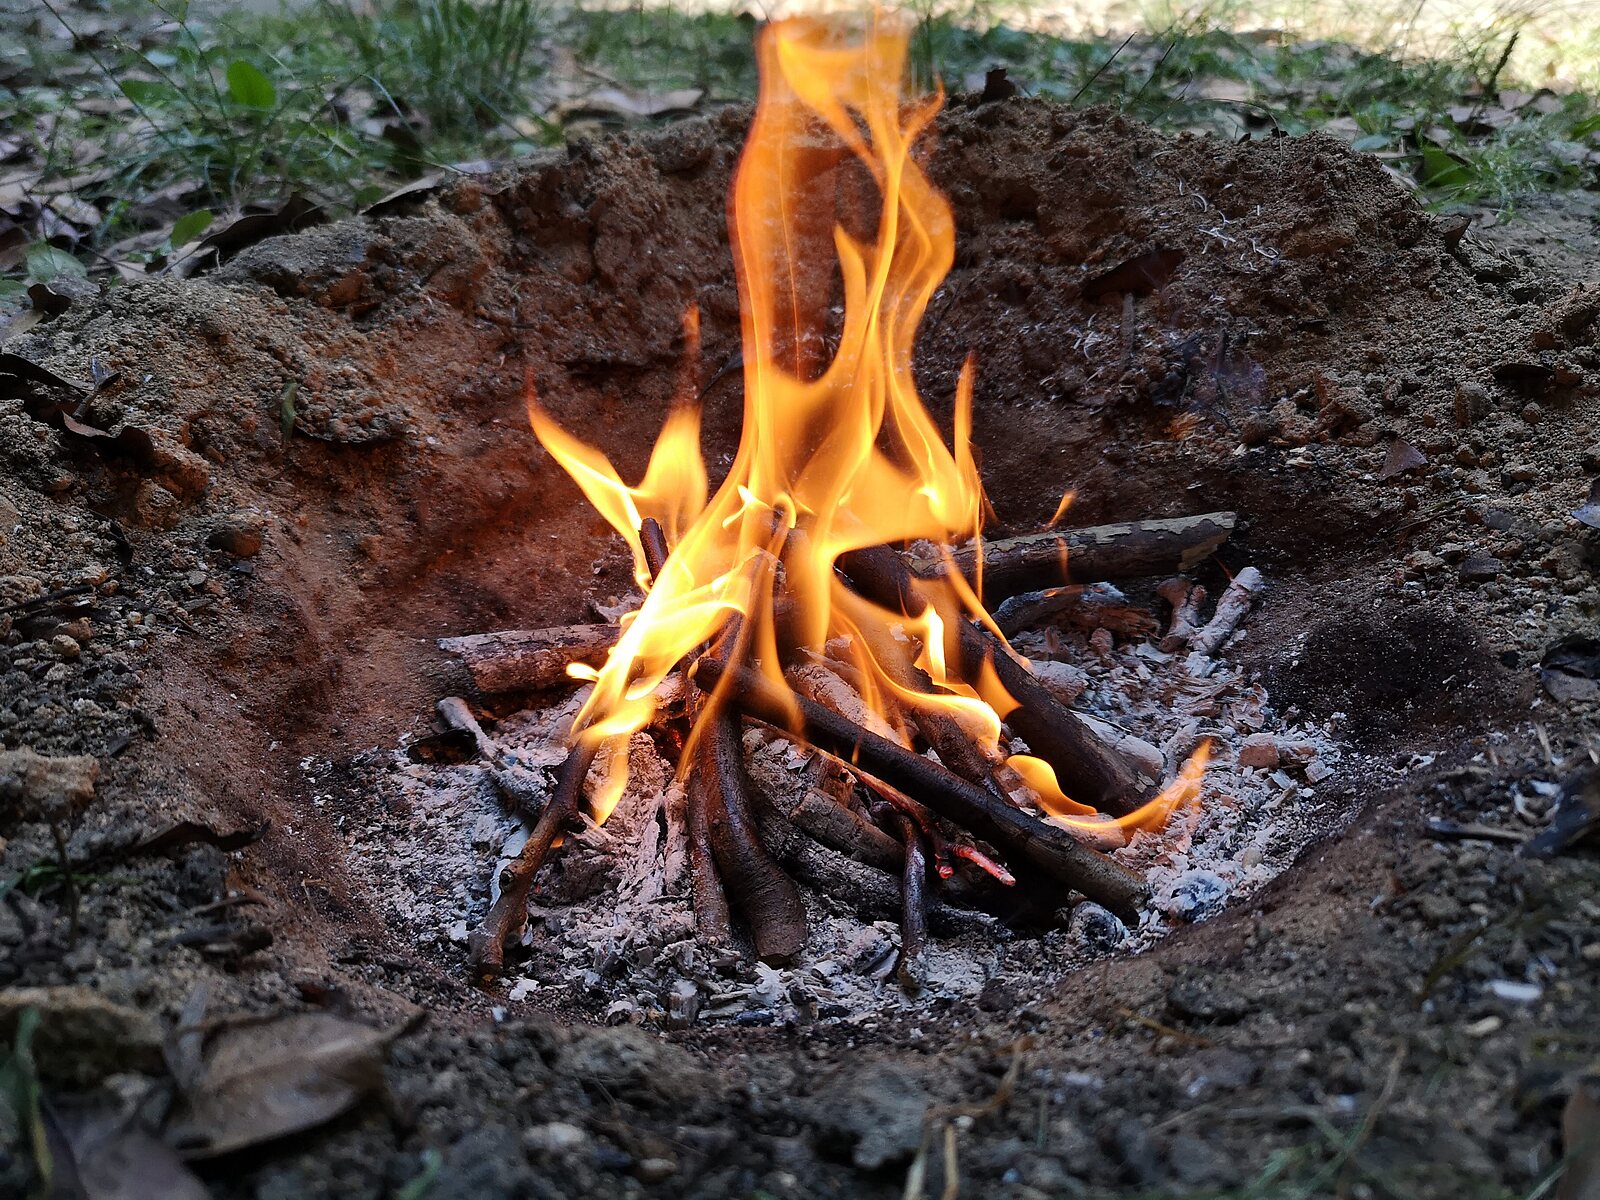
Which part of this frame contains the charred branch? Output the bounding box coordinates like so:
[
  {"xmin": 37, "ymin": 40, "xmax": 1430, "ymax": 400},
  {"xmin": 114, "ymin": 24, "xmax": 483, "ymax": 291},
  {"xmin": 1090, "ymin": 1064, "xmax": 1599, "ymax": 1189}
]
[
  {"xmin": 894, "ymin": 813, "xmax": 929, "ymax": 990},
  {"xmin": 697, "ymin": 704, "xmax": 809, "ymax": 964},
  {"xmin": 641, "ymin": 517, "xmax": 671, "ymax": 581},
  {"xmin": 692, "ymin": 656, "xmax": 1148, "ymax": 921},
  {"xmin": 467, "ymin": 739, "xmax": 598, "ymax": 979},
  {"xmin": 838, "ymin": 545, "xmax": 1154, "ymax": 815}
]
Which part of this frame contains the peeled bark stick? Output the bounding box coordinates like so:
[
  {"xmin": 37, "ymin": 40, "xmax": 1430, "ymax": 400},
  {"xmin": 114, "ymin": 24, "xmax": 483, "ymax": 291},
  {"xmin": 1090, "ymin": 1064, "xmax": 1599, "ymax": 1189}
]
[
  {"xmin": 1189, "ymin": 566, "xmax": 1266, "ymax": 656},
  {"xmin": 467, "ymin": 738, "xmax": 598, "ymax": 978},
  {"xmin": 439, "ymin": 624, "xmax": 618, "ymax": 694},
  {"xmin": 894, "ymin": 813, "xmax": 929, "ymax": 991},
  {"xmin": 697, "ymin": 704, "xmax": 808, "ymax": 964},
  {"xmin": 838, "ymin": 545, "xmax": 1151, "ymax": 815},
  {"xmin": 1157, "ymin": 577, "xmax": 1207, "ymax": 652},
  {"xmin": 910, "ymin": 512, "xmax": 1237, "ymax": 602},
  {"xmin": 693, "ymin": 657, "xmax": 1147, "ymax": 920},
  {"xmin": 436, "ymin": 696, "xmax": 546, "ymax": 823}
]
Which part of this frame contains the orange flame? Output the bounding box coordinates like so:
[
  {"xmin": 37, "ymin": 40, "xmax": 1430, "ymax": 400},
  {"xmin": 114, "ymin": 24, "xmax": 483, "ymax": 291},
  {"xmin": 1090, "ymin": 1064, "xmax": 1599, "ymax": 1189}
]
[{"xmin": 528, "ymin": 12, "xmax": 1204, "ymax": 836}]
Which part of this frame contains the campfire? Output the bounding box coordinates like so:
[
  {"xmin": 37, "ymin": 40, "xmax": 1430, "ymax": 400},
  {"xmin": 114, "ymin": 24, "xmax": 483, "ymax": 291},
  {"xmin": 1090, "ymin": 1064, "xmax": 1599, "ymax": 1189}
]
[{"xmin": 432, "ymin": 14, "xmax": 1263, "ymax": 989}]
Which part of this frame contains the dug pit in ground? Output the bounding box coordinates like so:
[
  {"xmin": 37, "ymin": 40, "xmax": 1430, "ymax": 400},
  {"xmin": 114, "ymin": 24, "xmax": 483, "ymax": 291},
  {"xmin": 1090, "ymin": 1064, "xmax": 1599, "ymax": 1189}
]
[{"xmin": 1, "ymin": 84, "xmax": 1597, "ymax": 1199}]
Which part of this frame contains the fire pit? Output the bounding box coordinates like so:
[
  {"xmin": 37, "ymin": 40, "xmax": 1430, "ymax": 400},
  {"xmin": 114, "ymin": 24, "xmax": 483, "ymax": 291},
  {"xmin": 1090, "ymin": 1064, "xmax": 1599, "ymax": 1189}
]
[
  {"xmin": 334, "ymin": 18, "xmax": 1346, "ymax": 1020},
  {"xmin": 4, "ymin": 9, "xmax": 1596, "ymax": 1197}
]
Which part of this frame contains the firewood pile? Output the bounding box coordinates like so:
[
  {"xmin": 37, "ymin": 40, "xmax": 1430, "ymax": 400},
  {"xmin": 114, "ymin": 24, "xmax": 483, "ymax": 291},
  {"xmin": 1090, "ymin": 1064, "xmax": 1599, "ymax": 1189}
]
[{"xmin": 435, "ymin": 511, "xmax": 1255, "ymax": 986}]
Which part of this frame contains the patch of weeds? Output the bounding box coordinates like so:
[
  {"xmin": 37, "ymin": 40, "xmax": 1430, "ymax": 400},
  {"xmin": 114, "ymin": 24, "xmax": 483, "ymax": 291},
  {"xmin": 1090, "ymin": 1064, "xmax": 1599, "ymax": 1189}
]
[
  {"xmin": 563, "ymin": 5, "xmax": 759, "ymax": 98},
  {"xmin": 316, "ymin": 0, "xmax": 545, "ymax": 141}
]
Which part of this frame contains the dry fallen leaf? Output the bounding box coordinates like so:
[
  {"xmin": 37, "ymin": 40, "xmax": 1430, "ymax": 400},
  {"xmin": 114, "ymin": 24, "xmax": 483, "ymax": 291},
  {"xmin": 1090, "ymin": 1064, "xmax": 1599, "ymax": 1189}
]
[
  {"xmin": 45, "ymin": 1100, "xmax": 210, "ymax": 1200},
  {"xmin": 164, "ymin": 1010, "xmax": 411, "ymax": 1159},
  {"xmin": 1573, "ymin": 478, "xmax": 1600, "ymax": 530},
  {"xmin": 1377, "ymin": 437, "xmax": 1427, "ymax": 480}
]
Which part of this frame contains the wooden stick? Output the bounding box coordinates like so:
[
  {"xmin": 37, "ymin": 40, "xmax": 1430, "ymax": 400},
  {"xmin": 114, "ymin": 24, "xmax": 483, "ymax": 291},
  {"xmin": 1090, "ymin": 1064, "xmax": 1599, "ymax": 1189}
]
[
  {"xmin": 686, "ymin": 755, "xmax": 735, "ymax": 949},
  {"xmin": 693, "ymin": 656, "xmax": 1147, "ymax": 921},
  {"xmin": 467, "ymin": 739, "xmax": 597, "ymax": 978},
  {"xmin": 697, "ymin": 703, "xmax": 808, "ymax": 964},
  {"xmin": 894, "ymin": 813, "xmax": 929, "ymax": 991},
  {"xmin": 640, "ymin": 517, "xmax": 670, "ymax": 581},
  {"xmin": 1189, "ymin": 566, "xmax": 1265, "ymax": 656},
  {"xmin": 910, "ymin": 512, "xmax": 1237, "ymax": 602},
  {"xmin": 439, "ymin": 624, "xmax": 617, "ymax": 694}
]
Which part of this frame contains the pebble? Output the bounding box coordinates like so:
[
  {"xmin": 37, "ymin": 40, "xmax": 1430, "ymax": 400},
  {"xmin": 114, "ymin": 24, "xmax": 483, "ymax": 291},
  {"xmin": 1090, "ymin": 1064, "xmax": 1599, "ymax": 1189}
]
[
  {"xmin": 522, "ymin": 1122, "xmax": 590, "ymax": 1157},
  {"xmin": 50, "ymin": 633, "xmax": 81, "ymax": 660},
  {"xmin": 1067, "ymin": 902, "xmax": 1127, "ymax": 952},
  {"xmin": 207, "ymin": 515, "xmax": 265, "ymax": 558},
  {"xmin": 1237, "ymin": 734, "xmax": 1280, "ymax": 770},
  {"xmin": 635, "ymin": 1157, "xmax": 677, "ymax": 1184},
  {"xmin": 1164, "ymin": 870, "xmax": 1229, "ymax": 922},
  {"xmin": 1460, "ymin": 551, "xmax": 1504, "ymax": 583},
  {"xmin": 1487, "ymin": 980, "xmax": 1542, "ymax": 1004}
]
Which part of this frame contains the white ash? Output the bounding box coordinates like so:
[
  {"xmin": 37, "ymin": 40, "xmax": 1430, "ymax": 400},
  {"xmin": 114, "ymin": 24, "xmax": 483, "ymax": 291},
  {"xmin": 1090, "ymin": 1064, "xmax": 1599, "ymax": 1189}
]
[{"xmin": 347, "ymin": 578, "xmax": 1343, "ymax": 1023}]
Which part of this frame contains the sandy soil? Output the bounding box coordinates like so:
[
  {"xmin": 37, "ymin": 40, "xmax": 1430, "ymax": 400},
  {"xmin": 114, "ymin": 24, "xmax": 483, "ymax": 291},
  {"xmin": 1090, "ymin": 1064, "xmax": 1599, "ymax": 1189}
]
[{"xmin": 2, "ymin": 98, "xmax": 1598, "ymax": 1198}]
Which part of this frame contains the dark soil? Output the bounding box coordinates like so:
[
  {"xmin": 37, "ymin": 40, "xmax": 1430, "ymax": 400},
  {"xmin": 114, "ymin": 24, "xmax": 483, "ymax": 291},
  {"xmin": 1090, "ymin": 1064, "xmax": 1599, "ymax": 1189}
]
[{"xmin": 2, "ymin": 98, "xmax": 1598, "ymax": 1198}]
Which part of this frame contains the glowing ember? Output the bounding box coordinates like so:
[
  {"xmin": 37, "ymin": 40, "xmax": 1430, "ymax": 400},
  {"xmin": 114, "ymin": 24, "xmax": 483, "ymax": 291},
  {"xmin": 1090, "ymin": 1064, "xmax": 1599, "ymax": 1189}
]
[{"xmin": 525, "ymin": 12, "xmax": 1203, "ymax": 898}]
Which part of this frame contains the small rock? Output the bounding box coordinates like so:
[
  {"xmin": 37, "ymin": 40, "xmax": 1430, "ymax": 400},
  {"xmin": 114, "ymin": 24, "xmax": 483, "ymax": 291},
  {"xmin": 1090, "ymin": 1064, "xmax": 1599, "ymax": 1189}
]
[
  {"xmin": 1067, "ymin": 902, "xmax": 1127, "ymax": 952},
  {"xmin": 1454, "ymin": 381, "xmax": 1490, "ymax": 427},
  {"xmin": 50, "ymin": 633, "xmax": 81, "ymax": 660},
  {"xmin": 0, "ymin": 747, "xmax": 98, "ymax": 822},
  {"xmin": 1503, "ymin": 462, "xmax": 1537, "ymax": 483},
  {"xmin": 1237, "ymin": 733, "xmax": 1280, "ymax": 770},
  {"xmin": 523, "ymin": 1122, "xmax": 590, "ymax": 1158},
  {"xmin": 1459, "ymin": 551, "xmax": 1504, "ymax": 583},
  {"xmin": 130, "ymin": 480, "xmax": 181, "ymax": 530},
  {"xmin": 207, "ymin": 515, "xmax": 265, "ymax": 558},
  {"xmin": 635, "ymin": 1157, "xmax": 677, "ymax": 1184},
  {"xmin": 1163, "ymin": 870, "xmax": 1228, "ymax": 922},
  {"xmin": 1305, "ymin": 759, "xmax": 1333, "ymax": 783}
]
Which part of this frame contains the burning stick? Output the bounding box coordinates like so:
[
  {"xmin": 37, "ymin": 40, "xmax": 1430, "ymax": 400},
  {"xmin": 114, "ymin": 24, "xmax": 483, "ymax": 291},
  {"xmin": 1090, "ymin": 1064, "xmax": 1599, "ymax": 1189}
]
[
  {"xmin": 640, "ymin": 516, "xmax": 671, "ymax": 581},
  {"xmin": 692, "ymin": 656, "xmax": 1148, "ymax": 920},
  {"xmin": 910, "ymin": 512, "xmax": 1237, "ymax": 603},
  {"xmin": 893, "ymin": 812, "xmax": 929, "ymax": 990},
  {"xmin": 838, "ymin": 545, "xmax": 1154, "ymax": 816},
  {"xmin": 1189, "ymin": 566, "xmax": 1266, "ymax": 656},
  {"xmin": 467, "ymin": 738, "xmax": 598, "ymax": 978},
  {"xmin": 439, "ymin": 624, "xmax": 618, "ymax": 695}
]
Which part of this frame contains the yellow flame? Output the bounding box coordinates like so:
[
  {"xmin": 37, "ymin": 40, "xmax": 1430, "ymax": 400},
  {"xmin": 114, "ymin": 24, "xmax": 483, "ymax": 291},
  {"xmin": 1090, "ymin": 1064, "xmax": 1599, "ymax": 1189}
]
[{"xmin": 525, "ymin": 11, "xmax": 1205, "ymax": 849}]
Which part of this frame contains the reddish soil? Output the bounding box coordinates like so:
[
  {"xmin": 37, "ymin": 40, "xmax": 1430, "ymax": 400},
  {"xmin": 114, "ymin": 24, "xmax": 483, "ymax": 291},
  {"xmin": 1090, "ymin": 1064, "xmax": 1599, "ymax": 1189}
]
[{"xmin": 2, "ymin": 99, "xmax": 1598, "ymax": 1197}]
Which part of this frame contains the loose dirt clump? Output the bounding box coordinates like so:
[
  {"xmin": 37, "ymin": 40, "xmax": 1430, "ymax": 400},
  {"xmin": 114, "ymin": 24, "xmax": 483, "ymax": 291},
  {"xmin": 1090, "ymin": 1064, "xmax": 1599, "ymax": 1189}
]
[{"xmin": 1, "ymin": 98, "xmax": 1597, "ymax": 1198}]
